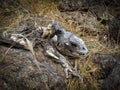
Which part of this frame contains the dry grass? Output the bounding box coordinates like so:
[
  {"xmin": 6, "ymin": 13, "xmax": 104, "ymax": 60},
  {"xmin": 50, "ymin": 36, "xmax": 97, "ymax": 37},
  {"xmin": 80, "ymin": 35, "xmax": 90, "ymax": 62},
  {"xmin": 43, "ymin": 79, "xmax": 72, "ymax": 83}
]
[{"xmin": 0, "ymin": 0, "xmax": 120, "ymax": 90}]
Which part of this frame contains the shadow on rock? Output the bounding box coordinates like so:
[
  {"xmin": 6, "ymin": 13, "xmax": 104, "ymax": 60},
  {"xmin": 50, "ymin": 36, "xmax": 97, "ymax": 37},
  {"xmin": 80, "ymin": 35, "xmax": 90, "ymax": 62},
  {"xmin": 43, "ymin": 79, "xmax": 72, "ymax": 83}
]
[{"xmin": 93, "ymin": 54, "xmax": 120, "ymax": 90}]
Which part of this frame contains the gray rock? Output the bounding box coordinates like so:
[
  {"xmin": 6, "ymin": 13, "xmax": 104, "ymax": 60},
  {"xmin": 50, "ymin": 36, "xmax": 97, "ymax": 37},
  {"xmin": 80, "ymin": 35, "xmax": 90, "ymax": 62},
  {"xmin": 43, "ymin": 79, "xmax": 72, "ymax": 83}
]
[
  {"xmin": 93, "ymin": 54, "xmax": 120, "ymax": 90},
  {"xmin": 0, "ymin": 46, "xmax": 66, "ymax": 90}
]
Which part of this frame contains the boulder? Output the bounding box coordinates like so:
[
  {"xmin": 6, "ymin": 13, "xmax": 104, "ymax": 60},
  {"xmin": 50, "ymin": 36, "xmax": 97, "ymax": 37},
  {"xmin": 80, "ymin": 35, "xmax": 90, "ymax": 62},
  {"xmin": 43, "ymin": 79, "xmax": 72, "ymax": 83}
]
[{"xmin": 0, "ymin": 46, "xmax": 66, "ymax": 90}]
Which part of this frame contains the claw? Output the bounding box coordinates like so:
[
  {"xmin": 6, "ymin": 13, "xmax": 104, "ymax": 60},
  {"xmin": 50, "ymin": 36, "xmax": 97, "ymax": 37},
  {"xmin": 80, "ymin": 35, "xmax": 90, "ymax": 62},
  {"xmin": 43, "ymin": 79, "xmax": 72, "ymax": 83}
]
[{"xmin": 63, "ymin": 63, "xmax": 83, "ymax": 83}]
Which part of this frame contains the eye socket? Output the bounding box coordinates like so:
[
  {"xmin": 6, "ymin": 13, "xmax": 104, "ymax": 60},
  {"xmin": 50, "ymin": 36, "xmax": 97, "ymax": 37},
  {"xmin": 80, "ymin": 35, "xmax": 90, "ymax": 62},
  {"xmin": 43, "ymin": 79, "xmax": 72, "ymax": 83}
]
[
  {"xmin": 70, "ymin": 42, "xmax": 78, "ymax": 47},
  {"xmin": 56, "ymin": 30, "xmax": 62, "ymax": 34}
]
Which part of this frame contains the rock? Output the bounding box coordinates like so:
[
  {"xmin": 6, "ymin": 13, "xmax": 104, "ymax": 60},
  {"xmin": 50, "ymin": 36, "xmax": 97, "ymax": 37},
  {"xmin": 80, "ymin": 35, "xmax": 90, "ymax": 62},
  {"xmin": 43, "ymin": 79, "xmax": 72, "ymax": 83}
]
[
  {"xmin": 0, "ymin": 46, "xmax": 66, "ymax": 90},
  {"xmin": 58, "ymin": 0, "xmax": 79, "ymax": 12},
  {"xmin": 93, "ymin": 54, "xmax": 120, "ymax": 90},
  {"xmin": 109, "ymin": 13, "xmax": 120, "ymax": 43},
  {"xmin": 101, "ymin": 64, "xmax": 120, "ymax": 90}
]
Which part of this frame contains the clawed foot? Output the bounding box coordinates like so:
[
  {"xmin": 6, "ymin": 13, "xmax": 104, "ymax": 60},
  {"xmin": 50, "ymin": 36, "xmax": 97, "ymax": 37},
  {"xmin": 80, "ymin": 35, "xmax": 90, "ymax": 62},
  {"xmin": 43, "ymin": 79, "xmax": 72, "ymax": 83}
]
[
  {"xmin": 64, "ymin": 65, "xmax": 83, "ymax": 83},
  {"xmin": 44, "ymin": 44, "xmax": 83, "ymax": 83}
]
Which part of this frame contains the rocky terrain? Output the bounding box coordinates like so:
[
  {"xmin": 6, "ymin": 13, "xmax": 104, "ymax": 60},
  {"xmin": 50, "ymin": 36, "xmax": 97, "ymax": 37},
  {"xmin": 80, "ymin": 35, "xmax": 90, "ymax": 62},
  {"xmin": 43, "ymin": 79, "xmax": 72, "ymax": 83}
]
[{"xmin": 0, "ymin": 0, "xmax": 120, "ymax": 90}]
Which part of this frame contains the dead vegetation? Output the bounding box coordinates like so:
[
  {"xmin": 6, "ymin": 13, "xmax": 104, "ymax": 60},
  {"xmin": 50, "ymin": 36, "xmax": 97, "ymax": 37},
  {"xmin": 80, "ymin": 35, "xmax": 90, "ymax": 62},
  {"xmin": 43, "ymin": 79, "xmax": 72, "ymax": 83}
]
[{"xmin": 0, "ymin": 0, "xmax": 120, "ymax": 90}]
